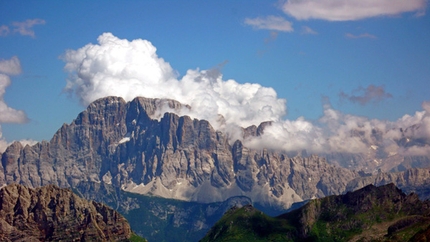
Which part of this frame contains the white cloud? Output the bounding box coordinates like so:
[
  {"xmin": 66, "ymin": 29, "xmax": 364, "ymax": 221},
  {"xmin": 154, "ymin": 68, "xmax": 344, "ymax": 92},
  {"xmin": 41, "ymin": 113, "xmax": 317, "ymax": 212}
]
[
  {"xmin": 244, "ymin": 117, "xmax": 327, "ymax": 153},
  {"xmin": 423, "ymin": 101, "xmax": 430, "ymax": 113},
  {"xmin": 0, "ymin": 128, "xmax": 8, "ymax": 152},
  {"xmin": 0, "ymin": 57, "xmax": 27, "ymax": 123},
  {"xmin": 12, "ymin": 19, "xmax": 46, "ymax": 38},
  {"xmin": 62, "ymin": 33, "xmax": 287, "ymax": 131},
  {"xmin": 281, "ymin": 0, "xmax": 427, "ymax": 21},
  {"xmin": 0, "ymin": 126, "xmax": 37, "ymax": 152},
  {"xmin": 244, "ymin": 16, "xmax": 294, "ymax": 32},
  {"xmin": 0, "ymin": 56, "xmax": 22, "ymax": 75},
  {"xmin": 63, "ymin": 33, "xmax": 430, "ymax": 157},
  {"xmin": 0, "ymin": 76, "xmax": 28, "ymax": 123},
  {"xmin": 0, "ymin": 56, "xmax": 30, "ymax": 152}
]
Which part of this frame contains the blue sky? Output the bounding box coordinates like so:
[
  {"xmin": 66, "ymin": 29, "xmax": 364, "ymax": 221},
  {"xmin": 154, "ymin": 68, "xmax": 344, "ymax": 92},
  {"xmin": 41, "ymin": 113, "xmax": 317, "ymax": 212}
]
[{"xmin": 0, "ymin": 0, "xmax": 429, "ymax": 154}]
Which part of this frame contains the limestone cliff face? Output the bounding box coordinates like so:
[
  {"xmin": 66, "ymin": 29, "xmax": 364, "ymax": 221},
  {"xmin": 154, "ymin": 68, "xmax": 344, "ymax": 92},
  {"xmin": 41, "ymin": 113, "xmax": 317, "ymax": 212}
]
[
  {"xmin": 0, "ymin": 183, "xmax": 132, "ymax": 241},
  {"xmin": 0, "ymin": 96, "xmax": 358, "ymax": 208}
]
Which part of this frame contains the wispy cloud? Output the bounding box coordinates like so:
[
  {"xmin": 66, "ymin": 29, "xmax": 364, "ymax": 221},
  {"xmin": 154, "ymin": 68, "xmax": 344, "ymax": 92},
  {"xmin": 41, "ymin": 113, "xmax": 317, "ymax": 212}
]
[
  {"xmin": 0, "ymin": 56, "xmax": 22, "ymax": 75},
  {"xmin": 301, "ymin": 26, "xmax": 318, "ymax": 35},
  {"xmin": 281, "ymin": 0, "xmax": 427, "ymax": 21},
  {"xmin": 0, "ymin": 126, "xmax": 37, "ymax": 152},
  {"xmin": 0, "ymin": 56, "xmax": 28, "ymax": 123},
  {"xmin": 0, "ymin": 25, "xmax": 10, "ymax": 36},
  {"xmin": 11, "ymin": 19, "xmax": 46, "ymax": 38},
  {"xmin": 0, "ymin": 56, "xmax": 30, "ymax": 152},
  {"xmin": 339, "ymin": 85, "xmax": 392, "ymax": 105},
  {"xmin": 264, "ymin": 31, "xmax": 279, "ymax": 43},
  {"xmin": 244, "ymin": 16, "xmax": 294, "ymax": 32},
  {"xmin": 345, "ymin": 33, "xmax": 377, "ymax": 39},
  {"xmin": 1, "ymin": 19, "xmax": 46, "ymax": 38}
]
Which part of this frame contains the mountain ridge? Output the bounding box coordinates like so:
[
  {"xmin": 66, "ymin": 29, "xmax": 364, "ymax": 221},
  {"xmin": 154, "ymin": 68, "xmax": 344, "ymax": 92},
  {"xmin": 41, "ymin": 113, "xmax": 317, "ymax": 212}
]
[
  {"xmin": 0, "ymin": 183, "xmax": 138, "ymax": 241},
  {"xmin": 0, "ymin": 96, "xmax": 360, "ymax": 210},
  {"xmin": 200, "ymin": 183, "xmax": 430, "ymax": 242},
  {"xmin": 1, "ymin": 95, "xmax": 430, "ymax": 241}
]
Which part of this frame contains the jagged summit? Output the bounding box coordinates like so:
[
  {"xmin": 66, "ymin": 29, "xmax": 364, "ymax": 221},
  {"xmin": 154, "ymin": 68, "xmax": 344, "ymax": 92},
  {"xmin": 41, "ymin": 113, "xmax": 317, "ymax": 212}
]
[
  {"xmin": 0, "ymin": 96, "xmax": 358, "ymax": 210},
  {"xmin": 2, "ymin": 96, "xmax": 430, "ymax": 242},
  {"xmin": 1, "ymin": 96, "xmax": 430, "ymax": 214},
  {"xmin": 0, "ymin": 183, "xmax": 135, "ymax": 241}
]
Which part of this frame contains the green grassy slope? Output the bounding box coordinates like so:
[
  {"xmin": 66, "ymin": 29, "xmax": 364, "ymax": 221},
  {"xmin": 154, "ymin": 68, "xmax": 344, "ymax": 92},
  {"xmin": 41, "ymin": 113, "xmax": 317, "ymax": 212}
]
[{"xmin": 201, "ymin": 184, "xmax": 430, "ymax": 242}]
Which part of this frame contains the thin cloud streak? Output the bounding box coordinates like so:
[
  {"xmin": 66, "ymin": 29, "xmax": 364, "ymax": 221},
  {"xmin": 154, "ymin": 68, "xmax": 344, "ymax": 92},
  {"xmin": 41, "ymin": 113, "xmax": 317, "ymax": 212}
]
[
  {"xmin": 244, "ymin": 16, "xmax": 294, "ymax": 32},
  {"xmin": 281, "ymin": 0, "xmax": 427, "ymax": 21},
  {"xmin": 301, "ymin": 26, "xmax": 318, "ymax": 35}
]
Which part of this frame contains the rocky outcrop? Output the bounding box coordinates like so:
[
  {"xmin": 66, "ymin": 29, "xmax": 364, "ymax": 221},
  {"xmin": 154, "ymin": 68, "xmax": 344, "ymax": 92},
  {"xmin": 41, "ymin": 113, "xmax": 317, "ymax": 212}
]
[
  {"xmin": 0, "ymin": 96, "xmax": 360, "ymax": 209},
  {"xmin": 0, "ymin": 183, "xmax": 133, "ymax": 241}
]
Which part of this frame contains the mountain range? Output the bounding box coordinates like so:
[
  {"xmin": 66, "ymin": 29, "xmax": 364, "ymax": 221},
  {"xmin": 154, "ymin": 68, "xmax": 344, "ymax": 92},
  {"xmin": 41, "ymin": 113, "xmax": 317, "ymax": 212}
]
[{"xmin": 1, "ymin": 96, "xmax": 430, "ymax": 241}]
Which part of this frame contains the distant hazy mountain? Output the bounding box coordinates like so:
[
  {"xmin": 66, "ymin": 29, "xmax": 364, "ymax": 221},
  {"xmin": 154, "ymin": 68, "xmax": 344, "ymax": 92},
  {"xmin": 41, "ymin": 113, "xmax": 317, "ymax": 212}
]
[
  {"xmin": 201, "ymin": 183, "xmax": 430, "ymax": 242},
  {"xmin": 0, "ymin": 183, "xmax": 143, "ymax": 241}
]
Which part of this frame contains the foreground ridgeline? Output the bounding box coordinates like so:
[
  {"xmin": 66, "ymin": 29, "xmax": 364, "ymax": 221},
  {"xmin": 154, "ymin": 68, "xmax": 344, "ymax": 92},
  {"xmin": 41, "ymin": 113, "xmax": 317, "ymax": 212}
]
[
  {"xmin": 0, "ymin": 184, "xmax": 144, "ymax": 241},
  {"xmin": 201, "ymin": 184, "xmax": 430, "ymax": 242}
]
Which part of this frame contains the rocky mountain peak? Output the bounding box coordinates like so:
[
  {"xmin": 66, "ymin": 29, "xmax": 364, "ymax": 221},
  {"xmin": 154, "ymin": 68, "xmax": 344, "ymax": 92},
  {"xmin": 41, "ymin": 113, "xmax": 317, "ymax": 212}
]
[
  {"xmin": 0, "ymin": 183, "xmax": 134, "ymax": 241},
  {"xmin": 0, "ymin": 96, "xmax": 363, "ymax": 210}
]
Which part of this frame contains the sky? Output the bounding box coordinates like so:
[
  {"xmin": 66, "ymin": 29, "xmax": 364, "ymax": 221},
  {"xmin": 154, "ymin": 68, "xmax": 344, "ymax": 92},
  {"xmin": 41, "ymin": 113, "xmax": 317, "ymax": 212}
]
[{"xmin": 0, "ymin": 0, "xmax": 429, "ymax": 155}]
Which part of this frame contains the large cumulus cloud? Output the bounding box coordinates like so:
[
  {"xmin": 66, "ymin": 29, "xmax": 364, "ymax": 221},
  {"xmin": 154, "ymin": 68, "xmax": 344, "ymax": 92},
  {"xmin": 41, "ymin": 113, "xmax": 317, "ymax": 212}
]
[
  {"xmin": 62, "ymin": 33, "xmax": 286, "ymax": 130},
  {"xmin": 62, "ymin": 33, "xmax": 430, "ymax": 157}
]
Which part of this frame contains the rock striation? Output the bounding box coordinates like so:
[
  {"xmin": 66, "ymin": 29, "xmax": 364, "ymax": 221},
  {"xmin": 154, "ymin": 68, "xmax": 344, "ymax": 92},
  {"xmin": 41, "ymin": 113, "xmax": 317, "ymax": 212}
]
[
  {"xmin": 0, "ymin": 183, "xmax": 133, "ymax": 241},
  {"xmin": 0, "ymin": 96, "xmax": 359, "ymax": 209}
]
